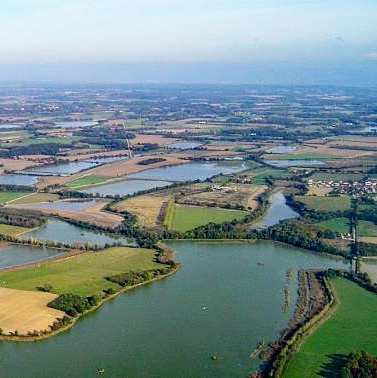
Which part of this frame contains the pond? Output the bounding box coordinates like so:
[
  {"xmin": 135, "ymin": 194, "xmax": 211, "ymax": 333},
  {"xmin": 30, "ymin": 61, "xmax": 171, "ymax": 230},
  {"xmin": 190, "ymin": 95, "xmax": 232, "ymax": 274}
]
[
  {"xmin": 264, "ymin": 159, "xmax": 326, "ymax": 168},
  {"xmin": 266, "ymin": 146, "xmax": 296, "ymax": 154},
  {"xmin": 0, "ymin": 240, "xmax": 347, "ymax": 377},
  {"xmin": 0, "ymin": 174, "xmax": 39, "ymax": 186},
  {"xmin": 20, "ymin": 156, "xmax": 126, "ymax": 177},
  {"xmin": 27, "ymin": 199, "xmax": 98, "ymax": 212},
  {"xmin": 251, "ymin": 191, "xmax": 299, "ymax": 229},
  {"xmin": 24, "ymin": 220, "xmax": 134, "ymax": 248},
  {"xmin": 53, "ymin": 121, "xmax": 99, "ymax": 128},
  {"xmin": 166, "ymin": 141, "xmax": 203, "ymax": 150},
  {"xmin": 0, "ymin": 244, "xmax": 63, "ymax": 269},
  {"xmin": 128, "ymin": 161, "xmax": 247, "ymax": 182},
  {"xmin": 80, "ymin": 179, "xmax": 171, "ymax": 197}
]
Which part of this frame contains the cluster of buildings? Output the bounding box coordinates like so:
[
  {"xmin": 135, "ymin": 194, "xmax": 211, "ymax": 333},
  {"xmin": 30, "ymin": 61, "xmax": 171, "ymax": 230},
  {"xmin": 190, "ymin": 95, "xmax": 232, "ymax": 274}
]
[{"xmin": 307, "ymin": 178, "xmax": 377, "ymax": 195}]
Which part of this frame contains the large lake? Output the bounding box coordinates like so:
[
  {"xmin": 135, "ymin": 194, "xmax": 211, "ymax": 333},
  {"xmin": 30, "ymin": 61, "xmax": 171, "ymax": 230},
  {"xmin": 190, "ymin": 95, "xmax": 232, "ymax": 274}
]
[
  {"xmin": 0, "ymin": 241, "xmax": 346, "ymax": 377},
  {"xmin": 128, "ymin": 161, "xmax": 247, "ymax": 182}
]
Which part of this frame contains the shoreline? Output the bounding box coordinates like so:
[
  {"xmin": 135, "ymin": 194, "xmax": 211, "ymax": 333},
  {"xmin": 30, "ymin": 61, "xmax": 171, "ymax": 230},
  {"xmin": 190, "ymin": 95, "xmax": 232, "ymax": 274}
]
[{"xmin": 0, "ymin": 263, "xmax": 181, "ymax": 342}]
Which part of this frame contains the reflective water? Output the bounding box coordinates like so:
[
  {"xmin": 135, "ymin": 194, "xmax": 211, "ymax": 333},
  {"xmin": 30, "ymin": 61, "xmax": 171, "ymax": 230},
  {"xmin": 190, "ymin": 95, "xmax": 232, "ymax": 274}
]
[
  {"xmin": 24, "ymin": 220, "xmax": 133, "ymax": 247},
  {"xmin": 0, "ymin": 244, "xmax": 63, "ymax": 269},
  {"xmin": 264, "ymin": 159, "xmax": 326, "ymax": 168},
  {"xmin": 81, "ymin": 179, "xmax": 171, "ymax": 197},
  {"xmin": 129, "ymin": 161, "xmax": 246, "ymax": 182},
  {"xmin": 0, "ymin": 240, "xmax": 347, "ymax": 377},
  {"xmin": 251, "ymin": 191, "xmax": 299, "ymax": 229},
  {"xmin": 0, "ymin": 174, "xmax": 39, "ymax": 186},
  {"xmin": 53, "ymin": 121, "xmax": 99, "ymax": 128},
  {"xmin": 21, "ymin": 156, "xmax": 125, "ymax": 176}
]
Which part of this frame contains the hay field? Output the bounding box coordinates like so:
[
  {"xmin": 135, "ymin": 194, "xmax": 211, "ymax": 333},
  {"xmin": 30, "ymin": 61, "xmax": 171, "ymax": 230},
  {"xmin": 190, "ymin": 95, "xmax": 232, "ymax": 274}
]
[
  {"xmin": 178, "ymin": 184, "xmax": 266, "ymax": 210},
  {"xmin": 114, "ymin": 194, "xmax": 170, "ymax": 227},
  {"xmin": 0, "ymin": 288, "xmax": 64, "ymax": 335}
]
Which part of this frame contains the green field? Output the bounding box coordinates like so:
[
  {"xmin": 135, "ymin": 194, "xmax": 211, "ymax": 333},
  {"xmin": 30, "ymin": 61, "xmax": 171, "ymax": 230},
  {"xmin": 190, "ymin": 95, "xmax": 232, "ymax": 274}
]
[
  {"xmin": 0, "ymin": 223, "xmax": 30, "ymax": 236},
  {"xmin": 295, "ymin": 195, "xmax": 351, "ymax": 212},
  {"xmin": 65, "ymin": 175, "xmax": 113, "ymax": 188},
  {"xmin": 167, "ymin": 204, "xmax": 247, "ymax": 232},
  {"xmin": 320, "ymin": 217, "xmax": 377, "ymax": 237},
  {"xmin": 0, "ymin": 247, "xmax": 161, "ymax": 296},
  {"xmin": 0, "ymin": 191, "xmax": 32, "ymax": 204},
  {"xmin": 284, "ymin": 278, "xmax": 377, "ymax": 377},
  {"xmin": 309, "ymin": 172, "xmax": 364, "ymax": 182},
  {"xmin": 242, "ymin": 166, "xmax": 291, "ymax": 185}
]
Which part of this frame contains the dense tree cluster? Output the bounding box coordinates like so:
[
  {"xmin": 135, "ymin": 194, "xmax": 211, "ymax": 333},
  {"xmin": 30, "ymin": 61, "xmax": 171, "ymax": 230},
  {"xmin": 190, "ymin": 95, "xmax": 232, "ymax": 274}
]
[{"xmin": 342, "ymin": 351, "xmax": 377, "ymax": 378}]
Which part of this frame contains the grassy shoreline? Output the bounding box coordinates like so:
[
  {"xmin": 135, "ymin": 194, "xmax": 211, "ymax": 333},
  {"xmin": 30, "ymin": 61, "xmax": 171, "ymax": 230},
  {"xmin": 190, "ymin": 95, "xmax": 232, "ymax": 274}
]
[{"xmin": 0, "ymin": 263, "xmax": 180, "ymax": 342}]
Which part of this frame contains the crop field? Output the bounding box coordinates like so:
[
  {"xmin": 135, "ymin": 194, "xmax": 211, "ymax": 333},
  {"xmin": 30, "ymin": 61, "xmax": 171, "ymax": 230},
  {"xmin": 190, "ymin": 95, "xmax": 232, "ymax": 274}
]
[
  {"xmin": 242, "ymin": 166, "xmax": 291, "ymax": 185},
  {"xmin": 320, "ymin": 217, "xmax": 377, "ymax": 237},
  {"xmin": 64, "ymin": 175, "xmax": 114, "ymax": 188},
  {"xmin": 114, "ymin": 194, "xmax": 170, "ymax": 227},
  {"xmin": 295, "ymin": 195, "xmax": 351, "ymax": 212},
  {"xmin": 283, "ymin": 278, "xmax": 377, "ymax": 377},
  {"xmin": 0, "ymin": 191, "xmax": 32, "ymax": 204},
  {"xmin": 264, "ymin": 152, "xmax": 345, "ymax": 160},
  {"xmin": 178, "ymin": 184, "xmax": 266, "ymax": 210},
  {"xmin": 0, "ymin": 246, "xmax": 161, "ymax": 297},
  {"xmin": 166, "ymin": 204, "xmax": 247, "ymax": 232},
  {"xmin": 0, "ymin": 287, "xmax": 64, "ymax": 336},
  {"xmin": 10, "ymin": 193, "xmax": 59, "ymax": 204},
  {"xmin": 308, "ymin": 172, "xmax": 364, "ymax": 182},
  {"xmin": 0, "ymin": 223, "xmax": 30, "ymax": 236}
]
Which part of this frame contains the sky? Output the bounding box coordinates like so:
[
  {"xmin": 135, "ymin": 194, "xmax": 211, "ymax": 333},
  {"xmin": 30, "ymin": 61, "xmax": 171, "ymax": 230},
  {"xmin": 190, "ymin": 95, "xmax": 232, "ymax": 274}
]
[{"xmin": 0, "ymin": 0, "xmax": 376, "ymax": 83}]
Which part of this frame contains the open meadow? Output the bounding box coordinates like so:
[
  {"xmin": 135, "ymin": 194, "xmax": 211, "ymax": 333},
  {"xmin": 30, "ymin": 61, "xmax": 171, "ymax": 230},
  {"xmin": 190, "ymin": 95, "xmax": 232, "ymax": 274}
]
[
  {"xmin": 295, "ymin": 195, "xmax": 351, "ymax": 212},
  {"xmin": 165, "ymin": 204, "xmax": 247, "ymax": 232},
  {"xmin": 0, "ymin": 246, "xmax": 161, "ymax": 297},
  {"xmin": 283, "ymin": 278, "xmax": 377, "ymax": 377}
]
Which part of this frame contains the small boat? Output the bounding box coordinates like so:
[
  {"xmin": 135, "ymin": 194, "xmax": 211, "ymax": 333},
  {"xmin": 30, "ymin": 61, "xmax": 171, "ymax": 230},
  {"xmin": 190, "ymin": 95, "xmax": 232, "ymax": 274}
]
[
  {"xmin": 211, "ymin": 355, "xmax": 218, "ymax": 361},
  {"xmin": 97, "ymin": 368, "xmax": 105, "ymax": 374},
  {"xmin": 257, "ymin": 261, "xmax": 265, "ymax": 266},
  {"xmin": 202, "ymin": 306, "xmax": 207, "ymax": 311}
]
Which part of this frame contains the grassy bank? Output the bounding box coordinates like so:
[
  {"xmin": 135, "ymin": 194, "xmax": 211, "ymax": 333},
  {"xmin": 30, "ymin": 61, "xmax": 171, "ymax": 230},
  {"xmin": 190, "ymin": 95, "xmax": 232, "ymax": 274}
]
[
  {"xmin": 167, "ymin": 204, "xmax": 247, "ymax": 232},
  {"xmin": 283, "ymin": 277, "xmax": 377, "ymax": 377},
  {"xmin": 0, "ymin": 246, "xmax": 162, "ymax": 296}
]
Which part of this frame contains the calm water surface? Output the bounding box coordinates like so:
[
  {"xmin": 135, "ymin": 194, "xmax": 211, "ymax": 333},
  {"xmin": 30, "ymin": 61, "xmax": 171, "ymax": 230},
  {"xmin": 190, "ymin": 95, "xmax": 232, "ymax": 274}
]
[
  {"xmin": 21, "ymin": 156, "xmax": 125, "ymax": 176},
  {"xmin": 24, "ymin": 220, "xmax": 133, "ymax": 247},
  {"xmin": 266, "ymin": 146, "xmax": 296, "ymax": 154},
  {"xmin": 129, "ymin": 161, "xmax": 246, "ymax": 182},
  {"xmin": 27, "ymin": 199, "xmax": 98, "ymax": 212},
  {"xmin": 81, "ymin": 179, "xmax": 171, "ymax": 197},
  {"xmin": 54, "ymin": 121, "xmax": 99, "ymax": 128},
  {"xmin": 0, "ymin": 241, "xmax": 347, "ymax": 377},
  {"xmin": 0, "ymin": 244, "xmax": 63, "ymax": 269},
  {"xmin": 251, "ymin": 191, "xmax": 299, "ymax": 229},
  {"xmin": 166, "ymin": 141, "xmax": 203, "ymax": 150},
  {"xmin": 264, "ymin": 159, "xmax": 325, "ymax": 168},
  {"xmin": 0, "ymin": 174, "xmax": 39, "ymax": 186}
]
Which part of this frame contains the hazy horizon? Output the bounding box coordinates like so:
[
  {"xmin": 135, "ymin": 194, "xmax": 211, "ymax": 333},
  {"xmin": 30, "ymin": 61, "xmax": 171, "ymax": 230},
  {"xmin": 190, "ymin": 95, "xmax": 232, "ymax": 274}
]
[{"xmin": 1, "ymin": 1, "xmax": 376, "ymax": 86}]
